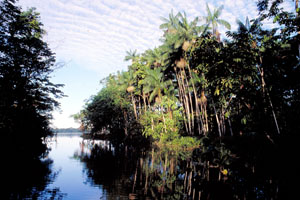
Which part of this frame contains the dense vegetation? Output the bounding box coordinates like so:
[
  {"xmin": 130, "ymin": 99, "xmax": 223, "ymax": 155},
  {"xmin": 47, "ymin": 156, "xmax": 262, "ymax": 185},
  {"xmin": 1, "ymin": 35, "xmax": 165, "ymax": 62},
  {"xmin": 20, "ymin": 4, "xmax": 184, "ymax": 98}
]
[
  {"xmin": 73, "ymin": 4, "xmax": 300, "ymax": 197},
  {"xmin": 75, "ymin": 1, "xmax": 299, "ymax": 148},
  {"xmin": 0, "ymin": 0, "xmax": 63, "ymax": 159}
]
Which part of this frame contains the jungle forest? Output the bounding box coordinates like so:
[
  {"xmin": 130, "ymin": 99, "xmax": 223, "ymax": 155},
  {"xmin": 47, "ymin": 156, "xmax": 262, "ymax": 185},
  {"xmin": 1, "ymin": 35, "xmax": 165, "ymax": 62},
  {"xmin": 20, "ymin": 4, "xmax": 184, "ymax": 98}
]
[
  {"xmin": 74, "ymin": 0, "xmax": 300, "ymax": 199},
  {"xmin": 1, "ymin": 0, "xmax": 300, "ymax": 199}
]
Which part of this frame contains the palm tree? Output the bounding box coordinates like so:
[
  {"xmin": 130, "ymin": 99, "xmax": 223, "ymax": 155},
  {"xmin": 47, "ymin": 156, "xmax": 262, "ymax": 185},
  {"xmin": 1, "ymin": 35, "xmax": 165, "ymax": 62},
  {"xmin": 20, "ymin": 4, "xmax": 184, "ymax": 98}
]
[
  {"xmin": 118, "ymin": 70, "xmax": 138, "ymax": 120},
  {"xmin": 201, "ymin": 3, "xmax": 231, "ymax": 38},
  {"xmin": 160, "ymin": 11, "xmax": 204, "ymax": 51},
  {"xmin": 142, "ymin": 68, "xmax": 171, "ymax": 104},
  {"xmin": 176, "ymin": 12, "xmax": 205, "ymax": 48},
  {"xmin": 124, "ymin": 49, "xmax": 139, "ymax": 64},
  {"xmin": 160, "ymin": 11, "xmax": 206, "ymax": 135},
  {"xmin": 159, "ymin": 10, "xmax": 180, "ymax": 35},
  {"xmin": 236, "ymin": 16, "xmax": 250, "ymax": 32},
  {"xmin": 142, "ymin": 47, "xmax": 164, "ymax": 68}
]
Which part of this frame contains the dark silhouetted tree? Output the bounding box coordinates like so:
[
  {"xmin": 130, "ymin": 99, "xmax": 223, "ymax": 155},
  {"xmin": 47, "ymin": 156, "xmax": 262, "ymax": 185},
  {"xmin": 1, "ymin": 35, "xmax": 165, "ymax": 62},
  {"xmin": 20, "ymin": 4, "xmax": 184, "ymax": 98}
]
[{"xmin": 0, "ymin": 0, "xmax": 64, "ymax": 158}]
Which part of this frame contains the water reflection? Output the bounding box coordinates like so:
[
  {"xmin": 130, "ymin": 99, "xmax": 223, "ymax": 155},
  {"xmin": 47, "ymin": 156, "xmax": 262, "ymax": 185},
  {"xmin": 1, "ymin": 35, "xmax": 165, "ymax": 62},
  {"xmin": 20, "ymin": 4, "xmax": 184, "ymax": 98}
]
[
  {"xmin": 74, "ymin": 140, "xmax": 139, "ymax": 199},
  {"xmin": 76, "ymin": 136, "xmax": 295, "ymax": 200},
  {"xmin": 3, "ymin": 156, "xmax": 64, "ymax": 199}
]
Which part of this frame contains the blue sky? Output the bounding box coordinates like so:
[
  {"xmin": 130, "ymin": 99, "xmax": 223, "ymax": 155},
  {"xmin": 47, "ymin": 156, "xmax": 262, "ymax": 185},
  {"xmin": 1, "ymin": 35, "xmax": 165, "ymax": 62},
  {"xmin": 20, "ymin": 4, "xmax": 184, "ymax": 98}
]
[{"xmin": 17, "ymin": 0, "xmax": 294, "ymax": 128}]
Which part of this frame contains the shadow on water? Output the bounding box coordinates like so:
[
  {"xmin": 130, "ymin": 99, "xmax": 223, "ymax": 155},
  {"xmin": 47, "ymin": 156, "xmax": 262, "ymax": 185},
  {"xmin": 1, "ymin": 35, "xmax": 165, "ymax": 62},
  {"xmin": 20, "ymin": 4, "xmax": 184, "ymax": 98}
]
[
  {"xmin": 75, "ymin": 133, "xmax": 298, "ymax": 200},
  {"xmin": 3, "ymin": 143, "xmax": 65, "ymax": 200},
  {"xmin": 73, "ymin": 140, "xmax": 141, "ymax": 199}
]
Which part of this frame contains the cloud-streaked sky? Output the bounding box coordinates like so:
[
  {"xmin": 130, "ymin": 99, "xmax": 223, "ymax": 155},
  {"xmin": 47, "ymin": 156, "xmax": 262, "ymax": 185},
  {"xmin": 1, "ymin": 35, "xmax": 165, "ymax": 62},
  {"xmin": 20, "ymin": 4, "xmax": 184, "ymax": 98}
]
[{"xmin": 17, "ymin": 0, "xmax": 293, "ymax": 128}]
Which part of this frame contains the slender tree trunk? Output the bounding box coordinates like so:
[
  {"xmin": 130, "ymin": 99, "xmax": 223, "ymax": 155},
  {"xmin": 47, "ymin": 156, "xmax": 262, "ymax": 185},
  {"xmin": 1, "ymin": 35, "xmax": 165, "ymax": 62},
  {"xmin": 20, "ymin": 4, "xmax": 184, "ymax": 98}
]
[
  {"xmin": 175, "ymin": 67, "xmax": 189, "ymax": 133},
  {"xmin": 181, "ymin": 69, "xmax": 194, "ymax": 134},
  {"xmin": 151, "ymin": 117, "xmax": 154, "ymax": 131},
  {"xmin": 131, "ymin": 93, "xmax": 138, "ymax": 120},
  {"xmin": 182, "ymin": 69, "xmax": 195, "ymax": 134},
  {"xmin": 138, "ymin": 95, "xmax": 141, "ymax": 118},
  {"xmin": 221, "ymin": 107, "xmax": 226, "ymax": 135},
  {"xmin": 207, "ymin": 161, "xmax": 210, "ymax": 181},
  {"xmin": 144, "ymin": 164, "xmax": 149, "ymax": 195},
  {"xmin": 179, "ymin": 69, "xmax": 192, "ymax": 134},
  {"xmin": 143, "ymin": 93, "xmax": 147, "ymax": 113},
  {"xmin": 132, "ymin": 160, "xmax": 138, "ymax": 193},
  {"xmin": 257, "ymin": 62, "xmax": 280, "ymax": 134},
  {"xmin": 187, "ymin": 63, "xmax": 203, "ymax": 135},
  {"xmin": 184, "ymin": 171, "xmax": 188, "ymax": 193},
  {"xmin": 212, "ymin": 99, "xmax": 222, "ymax": 137},
  {"xmin": 228, "ymin": 115, "xmax": 233, "ymax": 136},
  {"xmin": 200, "ymin": 90, "xmax": 209, "ymax": 135},
  {"xmin": 123, "ymin": 110, "xmax": 128, "ymax": 136},
  {"xmin": 162, "ymin": 114, "xmax": 167, "ymax": 134},
  {"xmin": 188, "ymin": 170, "xmax": 193, "ymax": 196},
  {"xmin": 140, "ymin": 157, "xmax": 143, "ymax": 186},
  {"xmin": 151, "ymin": 148, "xmax": 154, "ymax": 171}
]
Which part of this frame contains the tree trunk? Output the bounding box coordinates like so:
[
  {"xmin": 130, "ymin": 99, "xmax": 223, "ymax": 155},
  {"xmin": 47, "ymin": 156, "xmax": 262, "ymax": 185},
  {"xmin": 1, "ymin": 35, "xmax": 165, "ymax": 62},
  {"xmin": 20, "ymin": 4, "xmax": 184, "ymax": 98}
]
[
  {"xmin": 131, "ymin": 93, "xmax": 138, "ymax": 120},
  {"xmin": 228, "ymin": 115, "xmax": 233, "ymax": 136},
  {"xmin": 178, "ymin": 68, "xmax": 192, "ymax": 134},
  {"xmin": 187, "ymin": 63, "xmax": 203, "ymax": 135},
  {"xmin": 175, "ymin": 67, "xmax": 189, "ymax": 133},
  {"xmin": 212, "ymin": 99, "xmax": 222, "ymax": 137},
  {"xmin": 182, "ymin": 69, "xmax": 195, "ymax": 134},
  {"xmin": 132, "ymin": 160, "xmax": 138, "ymax": 193},
  {"xmin": 181, "ymin": 69, "xmax": 194, "ymax": 134},
  {"xmin": 257, "ymin": 61, "xmax": 280, "ymax": 134},
  {"xmin": 142, "ymin": 93, "xmax": 147, "ymax": 113},
  {"xmin": 123, "ymin": 110, "xmax": 128, "ymax": 136},
  {"xmin": 138, "ymin": 95, "xmax": 141, "ymax": 118}
]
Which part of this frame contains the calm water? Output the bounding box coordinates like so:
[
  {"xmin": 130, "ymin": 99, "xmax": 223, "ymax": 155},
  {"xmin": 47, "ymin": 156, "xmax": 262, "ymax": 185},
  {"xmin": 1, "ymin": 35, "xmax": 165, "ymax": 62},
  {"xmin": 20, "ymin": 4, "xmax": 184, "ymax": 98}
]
[
  {"xmin": 6, "ymin": 134, "xmax": 296, "ymax": 199},
  {"xmin": 47, "ymin": 135, "xmax": 107, "ymax": 199}
]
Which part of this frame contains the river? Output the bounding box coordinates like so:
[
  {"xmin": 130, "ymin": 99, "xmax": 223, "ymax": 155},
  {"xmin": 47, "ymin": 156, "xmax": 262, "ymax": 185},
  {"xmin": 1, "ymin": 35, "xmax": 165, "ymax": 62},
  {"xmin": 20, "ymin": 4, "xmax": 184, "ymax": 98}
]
[
  {"xmin": 47, "ymin": 135, "xmax": 108, "ymax": 199},
  {"xmin": 5, "ymin": 134, "xmax": 295, "ymax": 199}
]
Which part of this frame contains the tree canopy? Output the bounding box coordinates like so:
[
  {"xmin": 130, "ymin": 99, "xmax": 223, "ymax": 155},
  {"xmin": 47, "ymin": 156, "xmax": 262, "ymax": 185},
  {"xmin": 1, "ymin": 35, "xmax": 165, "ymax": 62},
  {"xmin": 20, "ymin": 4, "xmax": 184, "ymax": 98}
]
[
  {"xmin": 75, "ymin": 1, "xmax": 299, "ymax": 150},
  {"xmin": 0, "ymin": 0, "xmax": 64, "ymax": 158}
]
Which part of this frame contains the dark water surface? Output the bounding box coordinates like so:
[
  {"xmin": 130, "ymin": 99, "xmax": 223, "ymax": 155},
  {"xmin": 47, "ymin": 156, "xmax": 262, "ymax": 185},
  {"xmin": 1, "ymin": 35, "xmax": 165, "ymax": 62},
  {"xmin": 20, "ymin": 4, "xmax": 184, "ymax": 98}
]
[{"xmin": 6, "ymin": 134, "xmax": 296, "ymax": 199}]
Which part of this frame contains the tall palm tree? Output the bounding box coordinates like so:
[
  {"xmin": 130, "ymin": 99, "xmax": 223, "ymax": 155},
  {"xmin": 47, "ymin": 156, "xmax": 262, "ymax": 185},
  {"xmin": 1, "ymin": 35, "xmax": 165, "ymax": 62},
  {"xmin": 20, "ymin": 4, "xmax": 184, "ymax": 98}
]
[
  {"xmin": 160, "ymin": 11, "xmax": 206, "ymax": 135},
  {"xmin": 201, "ymin": 3, "xmax": 231, "ymax": 37}
]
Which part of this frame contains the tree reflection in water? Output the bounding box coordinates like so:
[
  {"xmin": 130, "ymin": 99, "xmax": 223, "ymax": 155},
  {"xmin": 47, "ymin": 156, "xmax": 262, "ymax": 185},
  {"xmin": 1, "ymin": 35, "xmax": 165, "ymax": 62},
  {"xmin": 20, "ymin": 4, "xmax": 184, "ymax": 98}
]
[
  {"xmin": 75, "ymin": 135, "xmax": 296, "ymax": 199},
  {"xmin": 3, "ymin": 153, "xmax": 65, "ymax": 199}
]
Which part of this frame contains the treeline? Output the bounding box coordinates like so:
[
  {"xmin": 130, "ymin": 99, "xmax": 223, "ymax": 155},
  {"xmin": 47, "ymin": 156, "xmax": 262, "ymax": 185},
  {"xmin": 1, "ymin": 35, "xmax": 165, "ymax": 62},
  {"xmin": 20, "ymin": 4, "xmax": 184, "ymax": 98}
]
[
  {"xmin": 53, "ymin": 128, "xmax": 81, "ymax": 133},
  {"xmin": 0, "ymin": 0, "xmax": 63, "ymax": 159},
  {"xmin": 75, "ymin": 1, "xmax": 299, "ymax": 147}
]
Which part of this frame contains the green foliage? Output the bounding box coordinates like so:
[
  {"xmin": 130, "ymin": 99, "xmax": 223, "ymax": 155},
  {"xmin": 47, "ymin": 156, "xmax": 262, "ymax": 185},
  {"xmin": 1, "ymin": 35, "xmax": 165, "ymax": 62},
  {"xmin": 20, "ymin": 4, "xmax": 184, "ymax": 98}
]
[
  {"xmin": 200, "ymin": 3, "xmax": 231, "ymax": 36},
  {"xmin": 141, "ymin": 96, "xmax": 200, "ymax": 148},
  {"xmin": 0, "ymin": 0, "xmax": 64, "ymax": 158},
  {"xmin": 78, "ymin": 0, "xmax": 300, "ymax": 146},
  {"xmin": 141, "ymin": 96, "xmax": 182, "ymax": 141}
]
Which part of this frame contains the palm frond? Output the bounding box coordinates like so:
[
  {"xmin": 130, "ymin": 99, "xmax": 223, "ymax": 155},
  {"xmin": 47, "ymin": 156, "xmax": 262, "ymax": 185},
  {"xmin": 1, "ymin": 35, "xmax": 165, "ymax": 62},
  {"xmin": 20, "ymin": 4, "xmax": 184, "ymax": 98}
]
[
  {"xmin": 206, "ymin": 3, "xmax": 213, "ymax": 19},
  {"xmin": 217, "ymin": 19, "xmax": 231, "ymax": 30},
  {"xmin": 215, "ymin": 5, "xmax": 224, "ymax": 18},
  {"xmin": 245, "ymin": 16, "xmax": 250, "ymax": 30}
]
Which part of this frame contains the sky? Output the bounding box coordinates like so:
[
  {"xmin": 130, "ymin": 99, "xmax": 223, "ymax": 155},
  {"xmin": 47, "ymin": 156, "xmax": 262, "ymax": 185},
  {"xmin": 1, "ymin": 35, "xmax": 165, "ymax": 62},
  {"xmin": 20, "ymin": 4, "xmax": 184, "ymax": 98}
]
[{"xmin": 16, "ymin": 0, "xmax": 294, "ymax": 128}]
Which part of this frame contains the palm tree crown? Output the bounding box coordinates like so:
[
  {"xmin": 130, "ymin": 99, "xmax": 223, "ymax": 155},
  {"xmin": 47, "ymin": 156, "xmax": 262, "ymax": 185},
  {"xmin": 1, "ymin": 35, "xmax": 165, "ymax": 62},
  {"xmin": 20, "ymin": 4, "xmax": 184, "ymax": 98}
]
[{"xmin": 201, "ymin": 3, "xmax": 231, "ymax": 36}]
